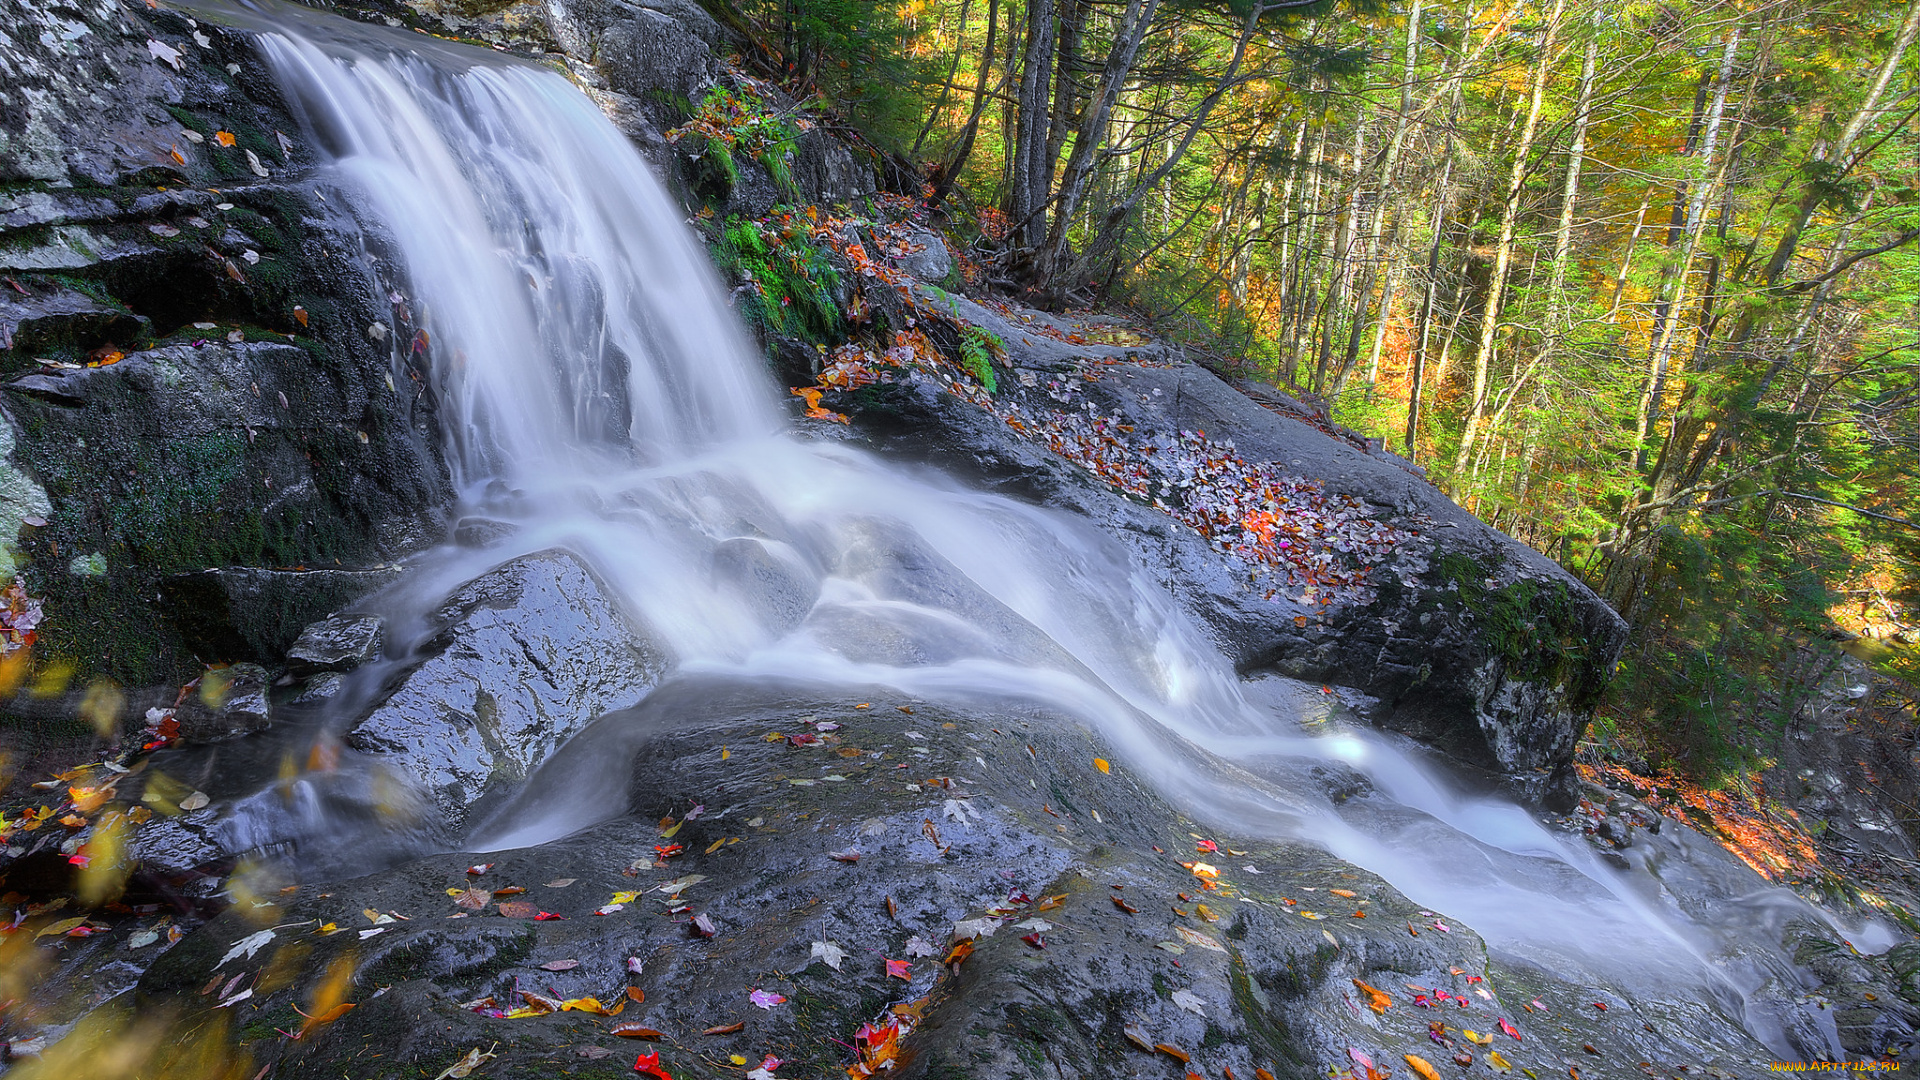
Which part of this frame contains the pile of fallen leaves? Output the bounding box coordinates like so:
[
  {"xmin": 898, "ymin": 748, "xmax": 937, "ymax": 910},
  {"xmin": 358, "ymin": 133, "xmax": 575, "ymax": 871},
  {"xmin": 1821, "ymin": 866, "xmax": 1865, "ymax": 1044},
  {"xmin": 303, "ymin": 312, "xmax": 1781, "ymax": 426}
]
[
  {"xmin": 998, "ymin": 395, "xmax": 1409, "ymax": 602},
  {"xmin": 1577, "ymin": 761, "xmax": 1824, "ymax": 883}
]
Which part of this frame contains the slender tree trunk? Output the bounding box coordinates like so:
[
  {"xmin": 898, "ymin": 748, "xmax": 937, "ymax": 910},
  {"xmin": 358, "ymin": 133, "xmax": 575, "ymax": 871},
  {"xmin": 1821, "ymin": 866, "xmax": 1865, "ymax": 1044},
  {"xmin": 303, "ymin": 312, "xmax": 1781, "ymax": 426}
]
[
  {"xmin": 1454, "ymin": 0, "xmax": 1566, "ymax": 472},
  {"xmin": 927, "ymin": 0, "xmax": 1000, "ymax": 208},
  {"xmin": 911, "ymin": 0, "xmax": 974, "ymax": 159}
]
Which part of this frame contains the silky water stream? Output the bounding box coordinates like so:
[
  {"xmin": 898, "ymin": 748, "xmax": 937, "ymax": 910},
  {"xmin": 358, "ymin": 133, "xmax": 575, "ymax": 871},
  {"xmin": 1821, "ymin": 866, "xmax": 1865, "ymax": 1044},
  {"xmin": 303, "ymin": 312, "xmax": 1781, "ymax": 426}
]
[{"xmin": 189, "ymin": 3, "xmax": 1890, "ymax": 1063}]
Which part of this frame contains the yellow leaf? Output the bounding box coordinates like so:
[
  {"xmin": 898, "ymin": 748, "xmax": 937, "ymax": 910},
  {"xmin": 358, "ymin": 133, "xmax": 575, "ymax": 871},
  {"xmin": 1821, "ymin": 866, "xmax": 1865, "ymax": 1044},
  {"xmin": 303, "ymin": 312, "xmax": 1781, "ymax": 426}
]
[
  {"xmin": 36, "ymin": 916, "xmax": 87, "ymax": 939},
  {"xmin": 721, "ymin": 746, "xmax": 729, "ymax": 760},
  {"xmin": 730, "ymin": 1056, "xmax": 748, "ymax": 1066},
  {"xmin": 659, "ymin": 820, "xmax": 683, "ymax": 839},
  {"xmin": 1094, "ymin": 758, "xmax": 1110, "ymax": 774},
  {"xmin": 1489, "ymin": 1051, "xmax": 1512, "ymax": 1073},
  {"xmin": 1404, "ymin": 1055, "xmax": 1442, "ymax": 1080},
  {"xmin": 704, "ymin": 838, "xmax": 726, "ymax": 854},
  {"xmin": 1464, "ymin": 1030, "xmax": 1492, "ymax": 1046}
]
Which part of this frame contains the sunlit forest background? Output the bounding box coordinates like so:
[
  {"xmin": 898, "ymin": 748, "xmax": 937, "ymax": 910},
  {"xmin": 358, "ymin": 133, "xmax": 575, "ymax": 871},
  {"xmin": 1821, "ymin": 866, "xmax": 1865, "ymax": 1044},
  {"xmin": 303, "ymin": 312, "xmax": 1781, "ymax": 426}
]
[{"xmin": 698, "ymin": 0, "xmax": 1920, "ymax": 785}]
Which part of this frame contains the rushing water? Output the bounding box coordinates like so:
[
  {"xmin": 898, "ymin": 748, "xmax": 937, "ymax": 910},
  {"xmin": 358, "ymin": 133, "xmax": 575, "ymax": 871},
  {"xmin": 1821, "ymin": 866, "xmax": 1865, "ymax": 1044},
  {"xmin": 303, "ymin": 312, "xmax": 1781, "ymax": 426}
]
[{"xmin": 194, "ymin": 2, "xmax": 1890, "ymax": 1061}]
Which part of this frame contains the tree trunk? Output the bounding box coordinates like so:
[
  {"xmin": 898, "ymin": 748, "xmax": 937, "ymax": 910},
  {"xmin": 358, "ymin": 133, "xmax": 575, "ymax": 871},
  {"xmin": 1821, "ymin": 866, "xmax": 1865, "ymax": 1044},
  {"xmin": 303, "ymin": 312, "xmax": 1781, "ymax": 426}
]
[{"xmin": 1454, "ymin": 0, "xmax": 1566, "ymax": 472}]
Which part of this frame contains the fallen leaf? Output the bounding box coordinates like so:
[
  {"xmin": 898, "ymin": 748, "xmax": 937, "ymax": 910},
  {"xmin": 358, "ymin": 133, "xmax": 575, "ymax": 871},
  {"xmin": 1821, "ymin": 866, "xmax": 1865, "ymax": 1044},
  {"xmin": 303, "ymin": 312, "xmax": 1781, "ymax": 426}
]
[
  {"xmin": 456, "ymin": 888, "xmax": 491, "ymax": 911},
  {"xmin": 1330, "ymin": 888, "xmax": 1356, "ymax": 898},
  {"xmin": 1094, "ymin": 758, "xmax": 1110, "ymax": 774},
  {"xmin": 1498, "ymin": 1017, "xmax": 1521, "ymax": 1041},
  {"xmin": 545, "ymin": 878, "xmax": 576, "ymax": 888},
  {"xmin": 216, "ymin": 928, "xmax": 276, "ymax": 967},
  {"xmin": 1124, "ymin": 1025, "xmax": 1153, "ymax": 1051},
  {"xmin": 811, "ymin": 941, "xmax": 848, "ymax": 970},
  {"xmin": 627, "ymin": 987, "xmax": 645, "ymax": 1003},
  {"xmin": 749, "ymin": 989, "xmax": 785, "ymax": 1008},
  {"xmin": 1112, "ymin": 896, "xmax": 1138, "ymax": 914},
  {"xmin": 431, "ymin": 1046, "xmax": 497, "ymax": 1080},
  {"xmin": 610, "ymin": 1023, "xmax": 664, "ymax": 1040},
  {"xmin": 1155, "ymin": 1043, "xmax": 1190, "ymax": 1063},
  {"xmin": 246, "ymin": 148, "xmax": 268, "ymax": 177},
  {"xmin": 632, "ymin": 1049, "xmax": 673, "ymax": 1079},
  {"xmin": 497, "ymin": 901, "xmax": 536, "ymax": 919},
  {"xmin": 703, "ymin": 1022, "xmax": 744, "ymax": 1035},
  {"xmin": 691, "ymin": 913, "xmax": 716, "ymax": 937},
  {"xmin": 179, "ymin": 791, "xmax": 210, "ymax": 811},
  {"xmin": 215, "ymin": 131, "xmax": 236, "ymax": 147},
  {"xmin": 1463, "ymin": 1031, "xmax": 1492, "ymax": 1046},
  {"xmin": 1257, "ymin": 1071, "xmax": 1277, "ymax": 1080},
  {"xmin": 1171, "ymin": 989, "xmax": 1206, "ymax": 1015},
  {"xmin": 1404, "ymin": 1054, "xmax": 1442, "ymax": 1080},
  {"xmin": 943, "ymin": 939, "xmax": 974, "ymax": 966},
  {"xmin": 885, "ymin": 958, "xmax": 911, "ymax": 980},
  {"xmin": 1488, "ymin": 1051, "xmax": 1512, "ymax": 1073},
  {"xmin": 1352, "ymin": 979, "xmax": 1391, "ymax": 1014},
  {"xmin": 541, "ymin": 960, "xmax": 579, "ymax": 971}
]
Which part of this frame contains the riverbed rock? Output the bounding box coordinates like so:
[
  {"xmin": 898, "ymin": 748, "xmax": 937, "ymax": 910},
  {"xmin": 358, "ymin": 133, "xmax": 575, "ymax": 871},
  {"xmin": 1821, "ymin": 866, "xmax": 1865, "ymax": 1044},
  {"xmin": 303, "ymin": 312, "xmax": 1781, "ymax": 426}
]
[
  {"xmin": 286, "ymin": 612, "xmax": 385, "ymax": 674},
  {"xmin": 172, "ymin": 662, "xmax": 271, "ymax": 743},
  {"xmin": 135, "ymin": 687, "xmax": 1783, "ymax": 1079},
  {"xmin": 343, "ymin": 550, "xmax": 667, "ymax": 826}
]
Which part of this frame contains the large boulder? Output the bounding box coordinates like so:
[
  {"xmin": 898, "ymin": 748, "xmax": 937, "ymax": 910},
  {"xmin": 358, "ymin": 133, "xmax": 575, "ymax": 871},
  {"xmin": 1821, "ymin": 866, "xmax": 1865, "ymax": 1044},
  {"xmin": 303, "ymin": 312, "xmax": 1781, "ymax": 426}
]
[
  {"xmin": 837, "ymin": 288, "xmax": 1629, "ymax": 808},
  {"xmin": 343, "ymin": 550, "xmax": 667, "ymax": 827}
]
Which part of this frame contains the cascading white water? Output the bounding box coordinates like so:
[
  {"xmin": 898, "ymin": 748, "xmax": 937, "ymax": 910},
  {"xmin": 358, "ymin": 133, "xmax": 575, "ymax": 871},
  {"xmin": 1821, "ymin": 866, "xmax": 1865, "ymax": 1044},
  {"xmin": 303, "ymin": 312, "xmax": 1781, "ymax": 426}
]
[{"xmin": 228, "ymin": 6, "xmax": 1888, "ymax": 1061}]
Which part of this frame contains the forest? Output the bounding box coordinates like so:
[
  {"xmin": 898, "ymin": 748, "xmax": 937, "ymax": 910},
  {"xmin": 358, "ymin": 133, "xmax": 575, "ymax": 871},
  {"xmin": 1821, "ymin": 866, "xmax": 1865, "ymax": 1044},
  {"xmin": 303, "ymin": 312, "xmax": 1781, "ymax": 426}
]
[{"xmin": 710, "ymin": 0, "xmax": 1920, "ymax": 783}]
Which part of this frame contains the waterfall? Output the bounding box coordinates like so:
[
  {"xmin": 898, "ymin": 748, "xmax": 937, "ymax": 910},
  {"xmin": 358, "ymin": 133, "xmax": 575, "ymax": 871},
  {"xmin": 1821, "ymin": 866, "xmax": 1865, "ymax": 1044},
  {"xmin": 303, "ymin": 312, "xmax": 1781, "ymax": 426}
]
[{"xmin": 217, "ymin": 4, "xmax": 1879, "ymax": 1061}]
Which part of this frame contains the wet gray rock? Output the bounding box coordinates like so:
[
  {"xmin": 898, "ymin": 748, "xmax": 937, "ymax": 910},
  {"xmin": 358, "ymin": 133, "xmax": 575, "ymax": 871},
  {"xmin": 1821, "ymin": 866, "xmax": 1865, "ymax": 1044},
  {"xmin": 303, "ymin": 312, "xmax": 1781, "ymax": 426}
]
[
  {"xmin": 838, "ymin": 341, "xmax": 1626, "ymax": 809},
  {"xmin": 887, "ymin": 224, "xmax": 954, "ymax": 283},
  {"xmin": 140, "ymin": 690, "xmax": 1784, "ymax": 1079},
  {"xmin": 343, "ymin": 550, "xmax": 666, "ymax": 826},
  {"xmin": 287, "ymin": 613, "xmax": 385, "ymax": 674},
  {"xmin": 173, "ymin": 663, "xmax": 271, "ymax": 743},
  {"xmin": 544, "ymin": 0, "xmax": 719, "ymax": 104},
  {"xmin": 0, "ymin": 283, "xmax": 145, "ymax": 358}
]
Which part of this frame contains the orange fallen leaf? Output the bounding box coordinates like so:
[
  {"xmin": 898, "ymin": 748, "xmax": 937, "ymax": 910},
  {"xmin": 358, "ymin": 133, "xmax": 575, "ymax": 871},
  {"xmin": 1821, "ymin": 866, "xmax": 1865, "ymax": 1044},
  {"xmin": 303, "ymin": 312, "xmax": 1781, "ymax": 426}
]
[
  {"xmin": 1404, "ymin": 1054, "xmax": 1442, "ymax": 1080},
  {"xmin": 1155, "ymin": 1043, "xmax": 1190, "ymax": 1063},
  {"xmin": 1330, "ymin": 889, "xmax": 1356, "ymax": 898},
  {"xmin": 943, "ymin": 939, "xmax": 973, "ymax": 966},
  {"xmin": 609, "ymin": 1023, "xmax": 664, "ymax": 1040},
  {"xmin": 1112, "ymin": 896, "xmax": 1138, "ymax": 914},
  {"xmin": 214, "ymin": 131, "xmax": 236, "ymax": 147},
  {"xmin": 702, "ymin": 1021, "xmax": 743, "ymax": 1035},
  {"xmin": 1094, "ymin": 758, "xmax": 1110, "ymax": 774},
  {"xmin": 627, "ymin": 987, "xmax": 645, "ymax": 1003},
  {"xmin": 1352, "ymin": 979, "xmax": 1391, "ymax": 1014}
]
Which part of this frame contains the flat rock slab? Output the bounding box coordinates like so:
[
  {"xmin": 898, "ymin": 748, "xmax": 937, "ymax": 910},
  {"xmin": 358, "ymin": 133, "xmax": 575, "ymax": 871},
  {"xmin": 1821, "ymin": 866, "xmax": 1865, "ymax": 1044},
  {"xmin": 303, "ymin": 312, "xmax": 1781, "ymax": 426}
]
[
  {"xmin": 140, "ymin": 689, "xmax": 1772, "ymax": 1079},
  {"xmin": 344, "ymin": 550, "xmax": 666, "ymax": 826}
]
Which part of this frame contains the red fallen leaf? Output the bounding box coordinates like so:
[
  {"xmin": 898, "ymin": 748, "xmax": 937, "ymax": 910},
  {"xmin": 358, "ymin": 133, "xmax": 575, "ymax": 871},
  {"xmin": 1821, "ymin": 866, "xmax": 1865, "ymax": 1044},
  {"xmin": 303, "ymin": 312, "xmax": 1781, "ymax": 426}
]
[
  {"xmin": 610, "ymin": 1023, "xmax": 665, "ymax": 1039},
  {"xmin": 654, "ymin": 844, "xmax": 684, "ymax": 860},
  {"xmin": 691, "ymin": 913, "xmax": 716, "ymax": 937},
  {"xmin": 541, "ymin": 960, "xmax": 579, "ymax": 971},
  {"xmin": 1497, "ymin": 1018, "xmax": 1521, "ymax": 1041},
  {"xmin": 1020, "ymin": 933, "xmax": 1045, "ymax": 949},
  {"xmin": 492, "ymin": 886, "xmax": 527, "ymax": 896},
  {"xmin": 1591, "ymin": 1002, "xmax": 1608, "ymax": 1011},
  {"xmin": 885, "ymin": 959, "xmax": 910, "ymax": 980},
  {"xmin": 533, "ymin": 911, "xmax": 566, "ymax": 921},
  {"xmin": 1195, "ymin": 840, "xmax": 1217, "ymax": 852},
  {"xmin": 632, "ymin": 1049, "xmax": 673, "ymax": 1079},
  {"xmin": 467, "ymin": 864, "xmax": 492, "ymax": 875},
  {"xmin": 702, "ymin": 1021, "xmax": 743, "ymax": 1035},
  {"xmin": 830, "ymin": 849, "xmax": 862, "ymax": 863}
]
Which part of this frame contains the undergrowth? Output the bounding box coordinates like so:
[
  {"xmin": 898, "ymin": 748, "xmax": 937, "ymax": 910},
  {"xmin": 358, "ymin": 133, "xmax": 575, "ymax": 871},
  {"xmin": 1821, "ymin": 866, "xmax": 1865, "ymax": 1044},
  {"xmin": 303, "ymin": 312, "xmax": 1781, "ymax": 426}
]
[{"xmin": 710, "ymin": 210, "xmax": 842, "ymax": 346}]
